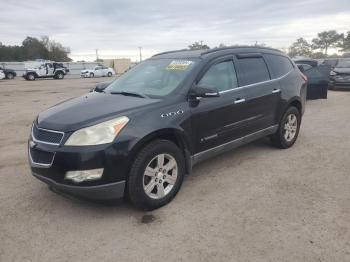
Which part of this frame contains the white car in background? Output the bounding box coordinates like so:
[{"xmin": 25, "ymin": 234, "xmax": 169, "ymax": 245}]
[
  {"xmin": 0, "ymin": 69, "xmax": 5, "ymax": 79},
  {"xmin": 81, "ymin": 65, "xmax": 115, "ymax": 78}
]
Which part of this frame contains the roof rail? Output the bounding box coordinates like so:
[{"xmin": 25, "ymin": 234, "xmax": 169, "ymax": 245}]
[
  {"xmin": 200, "ymin": 46, "xmax": 283, "ymax": 56},
  {"xmin": 152, "ymin": 49, "xmax": 190, "ymax": 57}
]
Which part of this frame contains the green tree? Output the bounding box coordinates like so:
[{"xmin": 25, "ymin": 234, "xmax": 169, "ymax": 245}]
[
  {"xmin": 22, "ymin": 37, "xmax": 49, "ymax": 60},
  {"xmin": 288, "ymin": 38, "xmax": 312, "ymax": 58},
  {"xmin": 338, "ymin": 31, "xmax": 350, "ymax": 52},
  {"xmin": 311, "ymin": 30, "xmax": 343, "ymax": 55},
  {"xmin": 188, "ymin": 41, "xmax": 210, "ymax": 50},
  {"xmin": 0, "ymin": 36, "xmax": 72, "ymax": 62}
]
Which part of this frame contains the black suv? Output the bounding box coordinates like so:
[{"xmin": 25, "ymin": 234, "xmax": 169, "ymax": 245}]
[{"xmin": 28, "ymin": 47, "xmax": 306, "ymax": 210}]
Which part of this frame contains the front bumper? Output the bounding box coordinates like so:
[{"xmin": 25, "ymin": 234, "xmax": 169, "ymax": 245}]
[
  {"xmin": 32, "ymin": 172, "xmax": 125, "ymax": 200},
  {"xmin": 330, "ymin": 76, "xmax": 350, "ymax": 89},
  {"xmin": 28, "ymin": 129, "xmax": 132, "ymax": 200},
  {"xmin": 80, "ymin": 73, "xmax": 90, "ymax": 78}
]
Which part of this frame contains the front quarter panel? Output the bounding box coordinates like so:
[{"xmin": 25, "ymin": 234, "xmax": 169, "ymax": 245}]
[{"xmin": 115, "ymin": 100, "xmax": 193, "ymax": 165}]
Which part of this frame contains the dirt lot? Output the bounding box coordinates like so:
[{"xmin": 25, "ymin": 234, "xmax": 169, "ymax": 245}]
[{"xmin": 0, "ymin": 76, "xmax": 350, "ymax": 262}]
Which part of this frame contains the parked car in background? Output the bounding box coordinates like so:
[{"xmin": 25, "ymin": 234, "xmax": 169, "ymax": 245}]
[
  {"xmin": 293, "ymin": 58, "xmax": 318, "ymax": 67},
  {"xmin": 81, "ymin": 65, "xmax": 115, "ymax": 78},
  {"xmin": 23, "ymin": 62, "xmax": 67, "ymax": 80},
  {"xmin": 321, "ymin": 59, "xmax": 338, "ymax": 69},
  {"xmin": 0, "ymin": 69, "xmax": 5, "ymax": 80},
  {"xmin": 0, "ymin": 66, "xmax": 17, "ymax": 79},
  {"xmin": 329, "ymin": 59, "xmax": 350, "ymax": 90},
  {"xmin": 28, "ymin": 47, "xmax": 306, "ymax": 210},
  {"xmin": 294, "ymin": 59, "xmax": 330, "ymax": 99}
]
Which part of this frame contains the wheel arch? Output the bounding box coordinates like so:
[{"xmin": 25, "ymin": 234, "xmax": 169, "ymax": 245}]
[
  {"xmin": 287, "ymin": 98, "xmax": 303, "ymax": 115},
  {"xmin": 129, "ymin": 128, "xmax": 193, "ymax": 175}
]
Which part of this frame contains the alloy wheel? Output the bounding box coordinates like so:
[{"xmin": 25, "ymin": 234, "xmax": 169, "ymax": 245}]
[
  {"xmin": 143, "ymin": 153, "xmax": 178, "ymax": 199},
  {"xmin": 284, "ymin": 114, "xmax": 298, "ymax": 142}
]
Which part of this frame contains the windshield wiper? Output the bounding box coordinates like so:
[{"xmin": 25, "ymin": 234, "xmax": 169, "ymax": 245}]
[{"xmin": 110, "ymin": 91, "xmax": 147, "ymax": 98}]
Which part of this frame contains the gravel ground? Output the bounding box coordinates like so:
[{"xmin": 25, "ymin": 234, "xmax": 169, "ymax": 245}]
[{"xmin": 0, "ymin": 76, "xmax": 350, "ymax": 262}]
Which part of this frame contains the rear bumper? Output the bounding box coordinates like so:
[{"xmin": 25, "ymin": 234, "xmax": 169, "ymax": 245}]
[{"xmin": 33, "ymin": 172, "xmax": 125, "ymax": 200}]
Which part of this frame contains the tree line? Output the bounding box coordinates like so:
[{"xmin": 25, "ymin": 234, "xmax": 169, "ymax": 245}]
[
  {"xmin": 288, "ymin": 30, "xmax": 350, "ymax": 58},
  {"xmin": 188, "ymin": 30, "xmax": 350, "ymax": 58},
  {"xmin": 0, "ymin": 36, "xmax": 72, "ymax": 62}
]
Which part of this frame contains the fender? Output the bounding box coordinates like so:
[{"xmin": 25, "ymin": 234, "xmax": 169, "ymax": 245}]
[
  {"xmin": 127, "ymin": 128, "xmax": 193, "ymax": 174},
  {"xmin": 24, "ymin": 71, "xmax": 39, "ymax": 78}
]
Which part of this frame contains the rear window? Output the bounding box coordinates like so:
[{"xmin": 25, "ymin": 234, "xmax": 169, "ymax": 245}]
[
  {"xmin": 236, "ymin": 57, "xmax": 270, "ymax": 86},
  {"xmin": 265, "ymin": 54, "xmax": 294, "ymax": 78}
]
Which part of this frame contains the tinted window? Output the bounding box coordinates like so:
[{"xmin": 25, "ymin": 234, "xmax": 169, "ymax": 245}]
[
  {"xmin": 265, "ymin": 54, "xmax": 294, "ymax": 78},
  {"xmin": 198, "ymin": 61, "xmax": 238, "ymax": 92},
  {"xmin": 237, "ymin": 57, "xmax": 270, "ymax": 85}
]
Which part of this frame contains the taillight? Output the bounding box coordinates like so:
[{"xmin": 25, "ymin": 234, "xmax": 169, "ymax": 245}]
[{"xmin": 301, "ymin": 73, "xmax": 308, "ymax": 82}]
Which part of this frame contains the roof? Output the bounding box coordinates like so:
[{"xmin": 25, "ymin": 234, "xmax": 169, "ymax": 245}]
[{"xmin": 151, "ymin": 46, "xmax": 285, "ymax": 59}]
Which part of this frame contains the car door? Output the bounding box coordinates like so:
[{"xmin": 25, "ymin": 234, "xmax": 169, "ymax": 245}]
[
  {"xmin": 303, "ymin": 66, "xmax": 329, "ymax": 99},
  {"xmin": 47, "ymin": 63, "xmax": 54, "ymax": 76},
  {"xmin": 94, "ymin": 66, "xmax": 102, "ymax": 77},
  {"xmin": 102, "ymin": 66, "xmax": 109, "ymax": 76},
  {"xmin": 234, "ymin": 53, "xmax": 281, "ymax": 133},
  {"xmin": 190, "ymin": 57, "xmax": 250, "ymax": 154},
  {"xmin": 37, "ymin": 64, "xmax": 47, "ymax": 76}
]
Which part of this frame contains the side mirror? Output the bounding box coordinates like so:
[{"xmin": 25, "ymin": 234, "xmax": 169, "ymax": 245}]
[
  {"xmin": 91, "ymin": 81, "xmax": 112, "ymax": 92},
  {"xmin": 190, "ymin": 86, "xmax": 220, "ymax": 98}
]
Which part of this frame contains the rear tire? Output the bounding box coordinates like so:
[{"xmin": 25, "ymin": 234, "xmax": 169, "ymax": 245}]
[
  {"xmin": 127, "ymin": 140, "xmax": 185, "ymax": 210},
  {"xmin": 271, "ymin": 106, "xmax": 301, "ymax": 149},
  {"xmin": 55, "ymin": 72, "xmax": 64, "ymax": 79},
  {"xmin": 6, "ymin": 73, "xmax": 14, "ymax": 79}
]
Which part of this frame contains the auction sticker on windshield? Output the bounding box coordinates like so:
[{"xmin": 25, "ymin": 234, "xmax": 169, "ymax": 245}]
[{"xmin": 166, "ymin": 60, "xmax": 193, "ymax": 70}]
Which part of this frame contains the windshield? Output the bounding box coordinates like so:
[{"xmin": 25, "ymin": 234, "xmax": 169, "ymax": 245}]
[
  {"xmin": 336, "ymin": 59, "xmax": 350, "ymax": 68},
  {"xmin": 105, "ymin": 58, "xmax": 197, "ymax": 98}
]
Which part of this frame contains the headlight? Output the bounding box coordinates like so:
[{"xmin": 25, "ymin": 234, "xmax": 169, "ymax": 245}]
[
  {"xmin": 65, "ymin": 116, "xmax": 129, "ymax": 146},
  {"xmin": 330, "ymin": 71, "xmax": 337, "ymax": 76}
]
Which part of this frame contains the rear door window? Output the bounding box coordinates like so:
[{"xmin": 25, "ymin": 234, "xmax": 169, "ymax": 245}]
[
  {"xmin": 265, "ymin": 54, "xmax": 294, "ymax": 78},
  {"xmin": 236, "ymin": 57, "xmax": 270, "ymax": 86}
]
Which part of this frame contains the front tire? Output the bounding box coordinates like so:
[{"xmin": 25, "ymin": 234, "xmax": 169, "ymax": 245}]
[
  {"xmin": 271, "ymin": 106, "xmax": 301, "ymax": 149},
  {"xmin": 90, "ymin": 73, "xmax": 94, "ymax": 78},
  {"xmin": 127, "ymin": 140, "xmax": 185, "ymax": 210},
  {"xmin": 107, "ymin": 72, "xmax": 112, "ymax": 77},
  {"xmin": 26, "ymin": 73, "xmax": 36, "ymax": 81}
]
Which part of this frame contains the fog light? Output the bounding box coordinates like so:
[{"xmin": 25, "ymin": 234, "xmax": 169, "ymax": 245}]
[{"xmin": 65, "ymin": 168, "xmax": 104, "ymax": 183}]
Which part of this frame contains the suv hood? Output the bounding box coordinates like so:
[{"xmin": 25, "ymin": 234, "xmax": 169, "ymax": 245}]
[
  {"xmin": 333, "ymin": 67, "xmax": 350, "ymax": 74},
  {"xmin": 37, "ymin": 92, "xmax": 160, "ymax": 131}
]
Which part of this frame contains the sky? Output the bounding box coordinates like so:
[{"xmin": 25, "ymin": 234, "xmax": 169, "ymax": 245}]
[{"xmin": 1, "ymin": 0, "xmax": 350, "ymax": 61}]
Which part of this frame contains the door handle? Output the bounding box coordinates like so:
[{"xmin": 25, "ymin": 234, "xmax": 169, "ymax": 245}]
[
  {"xmin": 234, "ymin": 98, "xmax": 246, "ymax": 104},
  {"xmin": 272, "ymin": 89, "xmax": 281, "ymax": 94}
]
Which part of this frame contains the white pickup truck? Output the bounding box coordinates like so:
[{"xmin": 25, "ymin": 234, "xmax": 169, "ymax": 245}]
[{"xmin": 81, "ymin": 65, "xmax": 115, "ymax": 78}]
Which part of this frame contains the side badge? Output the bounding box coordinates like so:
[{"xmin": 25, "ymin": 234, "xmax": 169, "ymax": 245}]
[{"xmin": 161, "ymin": 110, "xmax": 184, "ymax": 118}]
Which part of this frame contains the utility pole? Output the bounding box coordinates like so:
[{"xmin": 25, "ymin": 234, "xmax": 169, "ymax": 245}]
[
  {"xmin": 95, "ymin": 49, "xmax": 99, "ymax": 61},
  {"xmin": 138, "ymin": 47, "xmax": 142, "ymax": 62}
]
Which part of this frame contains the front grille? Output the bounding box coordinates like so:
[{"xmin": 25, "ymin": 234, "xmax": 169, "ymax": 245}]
[
  {"xmin": 32, "ymin": 125, "xmax": 64, "ymax": 145},
  {"xmin": 29, "ymin": 148, "xmax": 55, "ymax": 166}
]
